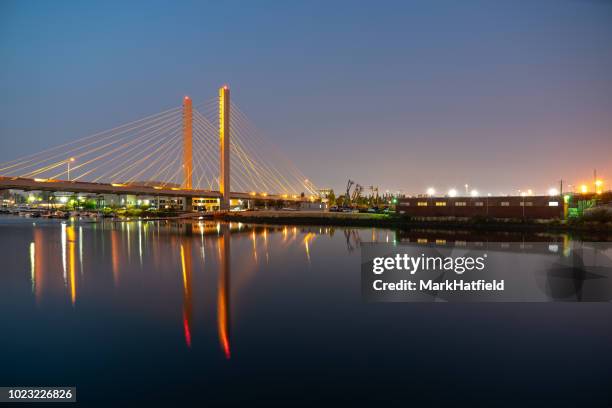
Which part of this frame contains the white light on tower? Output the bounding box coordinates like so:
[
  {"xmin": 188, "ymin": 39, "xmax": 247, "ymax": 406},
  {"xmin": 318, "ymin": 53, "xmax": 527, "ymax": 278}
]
[
  {"xmin": 448, "ymin": 189, "xmax": 457, "ymax": 197},
  {"xmin": 548, "ymin": 188, "xmax": 559, "ymax": 196},
  {"xmin": 470, "ymin": 190, "xmax": 479, "ymax": 197},
  {"xmin": 426, "ymin": 187, "xmax": 436, "ymax": 196}
]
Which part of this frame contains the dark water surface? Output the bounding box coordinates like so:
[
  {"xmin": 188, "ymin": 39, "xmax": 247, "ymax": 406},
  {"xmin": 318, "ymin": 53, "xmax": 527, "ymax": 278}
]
[{"xmin": 1, "ymin": 216, "xmax": 611, "ymax": 406}]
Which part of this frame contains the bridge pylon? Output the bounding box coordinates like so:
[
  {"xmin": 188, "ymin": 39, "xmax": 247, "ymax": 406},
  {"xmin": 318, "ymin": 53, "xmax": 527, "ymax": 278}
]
[
  {"xmin": 182, "ymin": 96, "xmax": 193, "ymax": 190},
  {"xmin": 219, "ymin": 86, "xmax": 230, "ymax": 210}
]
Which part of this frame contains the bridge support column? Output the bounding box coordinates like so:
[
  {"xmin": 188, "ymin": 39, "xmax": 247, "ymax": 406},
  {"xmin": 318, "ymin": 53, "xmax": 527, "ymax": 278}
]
[
  {"xmin": 183, "ymin": 96, "xmax": 193, "ymax": 190},
  {"xmin": 183, "ymin": 196, "xmax": 193, "ymax": 212},
  {"xmin": 219, "ymin": 86, "xmax": 230, "ymax": 210}
]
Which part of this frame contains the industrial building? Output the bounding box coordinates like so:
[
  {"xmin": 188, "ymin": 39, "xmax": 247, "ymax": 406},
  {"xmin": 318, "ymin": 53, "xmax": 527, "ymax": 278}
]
[{"xmin": 397, "ymin": 195, "xmax": 564, "ymax": 220}]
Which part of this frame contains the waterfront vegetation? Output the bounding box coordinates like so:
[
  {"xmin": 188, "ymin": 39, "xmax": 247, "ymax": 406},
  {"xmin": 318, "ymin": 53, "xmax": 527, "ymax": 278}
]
[{"xmin": 101, "ymin": 207, "xmax": 180, "ymax": 218}]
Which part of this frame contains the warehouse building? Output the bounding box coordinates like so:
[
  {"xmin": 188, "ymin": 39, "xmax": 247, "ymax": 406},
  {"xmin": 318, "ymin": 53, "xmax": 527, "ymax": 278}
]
[{"xmin": 397, "ymin": 195, "xmax": 564, "ymax": 220}]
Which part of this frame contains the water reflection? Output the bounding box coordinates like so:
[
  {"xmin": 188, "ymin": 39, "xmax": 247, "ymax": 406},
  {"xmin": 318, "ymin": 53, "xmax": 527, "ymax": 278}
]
[
  {"xmin": 15, "ymin": 219, "xmax": 612, "ymax": 358},
  {"xmin": 180, "ymin": 237, "xmax": 193, "ymax": 348},
  {"xmin": 217, "ymin": 224, "xmax": 231, "ymax": 358},
  {"xmin": 67, "ymin": 225, "xmax": 76, "ymax": 305}
]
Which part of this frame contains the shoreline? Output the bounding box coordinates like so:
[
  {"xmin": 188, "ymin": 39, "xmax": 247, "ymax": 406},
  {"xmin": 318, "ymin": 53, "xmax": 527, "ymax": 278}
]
[
  {"xmin": 215, "ymin": 211, "xmax": 612, "ymax": 234},
  {"xmin": 4, "ymin": 211, "xmax": 611, "ymax": 236}
]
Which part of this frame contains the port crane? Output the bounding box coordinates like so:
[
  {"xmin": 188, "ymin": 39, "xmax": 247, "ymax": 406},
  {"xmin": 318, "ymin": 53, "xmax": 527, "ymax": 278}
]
[
  {"xmin": 351, "ymin": 184, "xmax": 363, "ymax": 202},
  {"xmin": 367, "ymin": 185, "xmax": 379, "ymax": 206},
  {"xmin": 344, "ymin": 179, "xmax": 355, "ymax": 207},
  {"xmin": 343, "ymin": 180, "xmax": 370, "ymax": 208}
]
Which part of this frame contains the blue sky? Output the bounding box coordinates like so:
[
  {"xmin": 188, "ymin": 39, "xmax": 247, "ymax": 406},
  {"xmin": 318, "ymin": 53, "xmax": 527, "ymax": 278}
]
[{"xmin": 1, "ymin": 0, "xmax": 611, "ymax": 194}]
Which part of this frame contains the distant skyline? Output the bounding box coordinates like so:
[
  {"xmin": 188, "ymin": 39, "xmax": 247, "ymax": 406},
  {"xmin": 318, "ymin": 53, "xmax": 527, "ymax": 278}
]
[{"xmin": 1, "ymin": 0, "xmax": 611, "ymax": 195}]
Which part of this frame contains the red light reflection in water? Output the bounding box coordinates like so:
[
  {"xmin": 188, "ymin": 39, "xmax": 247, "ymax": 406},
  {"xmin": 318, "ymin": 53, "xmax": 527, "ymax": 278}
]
[{"xmin": 217, "ymin": 226, "xmax": 231, "ymax": 359}]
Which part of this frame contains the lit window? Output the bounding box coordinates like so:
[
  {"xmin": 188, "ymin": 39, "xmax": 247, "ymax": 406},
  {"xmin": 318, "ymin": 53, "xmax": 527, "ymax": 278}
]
[
  {"xmin": 417, "ymin": 202, "xmax": 428, "ymax": 206},
  {"xmin": 474, "ymin": 202, "xmax": 484, "ymax": 206},
  {"xmin": 435, "ymin": 202, "xmax": 446, "ymax": 206},
  {"xmin": 520, "ymin": 202, "xmax": 533, "ymax": 206},
  {"xmin": 501, "ymin": 202, "xmax": 510, "ymax": 206},
  {"xmin": 455, "ymin": 202, "xmax": 466, "ymax": 206},
  {"xmin": 548, "ymin": 201, "xmax": 559, "ymax": 207}
]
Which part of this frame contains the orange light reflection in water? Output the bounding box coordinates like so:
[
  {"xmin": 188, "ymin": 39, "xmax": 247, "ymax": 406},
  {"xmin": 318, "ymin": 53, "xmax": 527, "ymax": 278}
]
[
  {"xmin": 217, "ymin": 227, "xmax": 231, "ymax": 359},
  {"xmin": 67, "ymin": 226, "xmax": 77, "ymax": 305}
]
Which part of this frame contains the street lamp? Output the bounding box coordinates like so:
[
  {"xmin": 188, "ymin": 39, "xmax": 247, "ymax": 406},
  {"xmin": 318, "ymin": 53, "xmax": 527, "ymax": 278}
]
[
  {"xmin": 448, "ymin": 189, "xmax": 457, "ymax": 197},
  {"xmin": 426, "ymin": 187, "xmax": 436, "ymax": 196},
  {"xmin": 67, "ymin": 157, "xmax": 75, "ymax": 181}
]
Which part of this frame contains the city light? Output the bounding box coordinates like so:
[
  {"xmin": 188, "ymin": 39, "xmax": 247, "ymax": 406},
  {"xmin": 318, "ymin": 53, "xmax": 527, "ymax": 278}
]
[
  {"xmin": 67, "ymin": 157, "xmax": 76, "ymax": 181},
  {"xmin": 595, "ymin": 179, "xmax": 603, "ymax": 194},
  {"xmin": 426, "ymin": 187, "xmax": 435, "ymax": 196},
  {"xmin": 548, "ymin": 188, "xmax": 559, "ymax": 196},
  {"xmin": 470, "ymin": 190, "xmax": 479, "ymax": 197},
  {"xmin": 447, "ymin": 189, "xmax": 457, "ymax": 197},
  {"xmin": 580, "ymin": 184, "xmax": 588, "ymax": 193}
]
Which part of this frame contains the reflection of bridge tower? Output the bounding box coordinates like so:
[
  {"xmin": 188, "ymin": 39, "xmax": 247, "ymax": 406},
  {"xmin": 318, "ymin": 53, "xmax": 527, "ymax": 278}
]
[
  {"xmin": 219, "ymin": 86, "xmax": 230, "ymax": 210},
  {"xmin": 217, "ymin": 224, "xmax": 231, "ymax": 358},
  {"xmin": 183, "ymin": 96, "xmax": 193, "ymax": 190},
  {"xmin": 180, "ymin": 237, "xmax": 193, "ymax": 348}
]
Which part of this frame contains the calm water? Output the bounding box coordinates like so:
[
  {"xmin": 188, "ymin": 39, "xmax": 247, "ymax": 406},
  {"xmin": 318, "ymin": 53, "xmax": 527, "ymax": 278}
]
[{"xmin": 1, "ymin": 216, "xmax": 611, "ymax": 406}]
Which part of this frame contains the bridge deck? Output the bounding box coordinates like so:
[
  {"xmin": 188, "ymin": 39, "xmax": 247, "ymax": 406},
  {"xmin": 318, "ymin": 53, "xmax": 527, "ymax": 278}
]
[{"xmin": 0, "ymin": 177, "xmax": 303, "ymax": 202}]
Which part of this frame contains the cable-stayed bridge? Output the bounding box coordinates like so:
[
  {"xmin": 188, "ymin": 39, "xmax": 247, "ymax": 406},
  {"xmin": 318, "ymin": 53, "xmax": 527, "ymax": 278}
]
[{"xmin": 0, "ymin": 86, "xmax": 318, "ymax": 210}]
